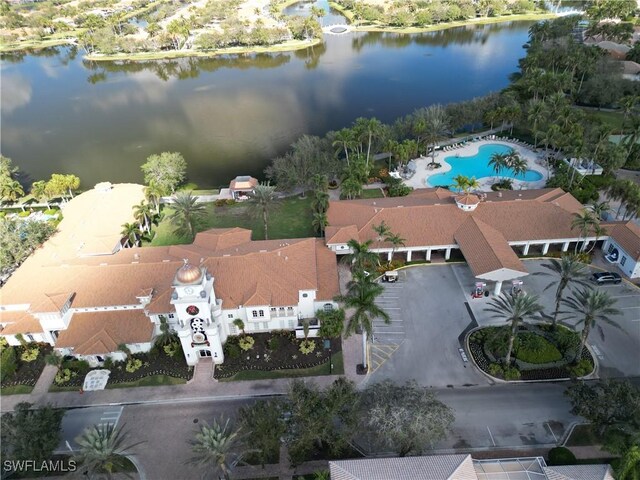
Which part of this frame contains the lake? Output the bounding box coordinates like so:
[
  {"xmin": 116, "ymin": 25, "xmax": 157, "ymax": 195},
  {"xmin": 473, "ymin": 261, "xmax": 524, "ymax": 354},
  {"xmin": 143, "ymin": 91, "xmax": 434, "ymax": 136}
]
[{"xmin": 0, "ymin": 11, "xmax": 535, "ymax": 188}]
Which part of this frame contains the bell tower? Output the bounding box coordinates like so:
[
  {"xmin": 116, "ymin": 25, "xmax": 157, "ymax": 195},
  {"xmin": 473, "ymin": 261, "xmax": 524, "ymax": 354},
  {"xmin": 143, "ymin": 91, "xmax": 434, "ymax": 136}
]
[{"xmin": 170, "ymin": 260, "xmax": 224, "ymax": 365}]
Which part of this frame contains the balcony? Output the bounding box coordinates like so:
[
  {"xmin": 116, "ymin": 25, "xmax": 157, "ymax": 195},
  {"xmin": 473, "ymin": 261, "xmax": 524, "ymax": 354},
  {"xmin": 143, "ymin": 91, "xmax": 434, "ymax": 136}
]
[{"xmin": 295, "ymin": 318, "xmax": 319, "ymax": 338}]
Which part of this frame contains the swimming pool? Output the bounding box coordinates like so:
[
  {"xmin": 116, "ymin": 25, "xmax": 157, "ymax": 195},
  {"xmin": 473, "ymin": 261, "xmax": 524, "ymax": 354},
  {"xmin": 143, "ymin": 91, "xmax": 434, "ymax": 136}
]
[{"xmin": 426, "ymin": 143, "xmax": 543, "ymax": 188}]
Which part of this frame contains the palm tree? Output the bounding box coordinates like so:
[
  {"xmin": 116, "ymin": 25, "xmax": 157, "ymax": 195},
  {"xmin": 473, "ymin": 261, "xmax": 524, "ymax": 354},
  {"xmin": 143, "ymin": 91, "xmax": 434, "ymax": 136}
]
[
  {"xmin": 189, "ymin": 417, "xmax": 250, "ymax": 480},
  {"xmin": 332, "ymin": 128, "xmax": 354, "ymax": 166},
  {"xmin": 120, "ymin": 222, "xmax": 142, "ymax": 248},
  {"xmin": 335, "ymin": 272, "xmax": 390, "ymax": 370},
  {"xmin": 372, "ymin": 221, "xmax": 391, "ymax": 251},
  {"xmin": 354, "ymin": 117, "xmax": 383, "ymax": 168},
  {"xmin": 589, "ymin": 200, "xmax": 610, "ymax": 221},
  {"xmin": 617, "ymin": 445, "xmax": 640, "ymax": 480},
  {"xmin": 571, "ymin": 209, "xmax": 598, "ymax": 253},
  {"xmin": 384, "ymin": 232, "xmax": 406, "ymax": 264},
  {"xmin": 312, "ymin": 211, "xmax": 328, "ymax": 237},
  {"xmin": 484, "ymin": 293, "xmax": 544, "ymax": 365},
  {"xmin": 311, "ymin": 191, "xmax": 329, "ymax": 214},
  {"xmin": 342, "ymin": 239, "xmax": 379, "ymax": 273},
  {"xmin": 0, "ymin": 179, "xmax": 24, "ymax": 203},
  {"xmin": 248, "ymin": 183, "xmax": 280, "ymax": 240},
  {"xmin": 133, "ymin": 201, "xmax": 153, "ymax": 233},
  {"xmin": 508, "ymin": 155, "xmax": 529, "ymax": 180},
  {"xmin": 168, "ymin": 191, "xmax": 206, "ymax": 242},
  {"xmin": 154, "ymin": 316, "xmax": 177, "ymax": 347},
  {"xmin": 535, "ymin": 255, "xmax": 590, "ymax": 327},
  {"xmin": 74, "ymin": 423, "xmax": 142, "ymax": 480},
  {"xmin": 527, "ymin": 99, "xmax": 547, "ymax": 148},
  {"xmin": 144, "ymin": 184, "xmax": 164, "ymax": 213},
  {"xmin": 561, "ymin": 288, "xmax": 622, "ymax": 363},
  {"xmin": 340, "ymin": 176, "xmax": 362, "ymax": 200},
  {"xmin": 30, "ymin": 180, "xmax": 50, "ymax": 208},
  {"xmin": 233, "ymin": 318, "xmax": 246, "ymax": 336},
  {"xmin": 452, "ymin": 174, "xmax": 470, "ymax": 193},
  {"xmin": 488, "ymin": 153, "xmax": 509, "ymax": 181},
  {"xmin": 424, "ymin": 105, "xmax": 449, "ymax": 163}
]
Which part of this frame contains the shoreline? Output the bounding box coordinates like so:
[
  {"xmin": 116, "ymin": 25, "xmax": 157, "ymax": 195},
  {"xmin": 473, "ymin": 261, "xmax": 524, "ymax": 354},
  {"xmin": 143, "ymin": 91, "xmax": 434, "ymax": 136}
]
[{"xmin": 0, "ymin": 0, "xmax": 558, "ymax": 61}]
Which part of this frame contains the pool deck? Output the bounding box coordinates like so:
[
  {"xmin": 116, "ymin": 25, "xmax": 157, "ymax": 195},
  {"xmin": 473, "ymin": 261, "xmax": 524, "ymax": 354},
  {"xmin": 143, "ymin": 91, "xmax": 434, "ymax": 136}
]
[{"xmin": 404, "ymin": 139, "xmax": 549, "ymax": 191}]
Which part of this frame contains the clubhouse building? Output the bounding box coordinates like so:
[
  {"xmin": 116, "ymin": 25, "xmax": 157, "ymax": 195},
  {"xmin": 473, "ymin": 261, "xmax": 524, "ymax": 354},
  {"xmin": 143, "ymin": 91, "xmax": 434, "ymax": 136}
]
[{"xmin": 1, "ymin": 185, "xmax": 639, "ymax": 367}]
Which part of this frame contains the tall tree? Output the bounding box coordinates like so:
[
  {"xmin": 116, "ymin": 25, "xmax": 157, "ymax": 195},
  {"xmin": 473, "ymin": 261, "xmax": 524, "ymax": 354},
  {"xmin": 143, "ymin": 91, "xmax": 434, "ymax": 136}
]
[
  {"xmin": 361, "ymin": 380, "xmax": 455, "ymax": 457},
  {"xmin": 535, "ymin": 255, "xmax": 590, "ymax": 327},
  {"xmin": 488, "ymin": 152, "xmax": 509, "ymax": 181},
  {"xmin": 372, "ymin": 221, "xmax": 391, "ymax": 252},
  {"xmin": 484, "ymin": 293, "xmax": 544, "ymax": 365},
  {"xmin": 168, "ymin": 191, "xmax": 206, "ymax": 241},
  {"xmin": 354, "ymin": 117, "xmax": 383, "ymax": 168},
  {"xmin": 30, "ymin": 180, "xmax": 49, "ymax": 208},
  {"xmin": 384, "ymin": 231, "xmax": 406, "ymax": 264},
  {"xmin": 0, "ymin": 178, "xmax": 24, "ymax": 202},
  {"xmin": 571, "ymin": 209, "xmax": 598, "ymax": 253},
  {"xmin": 312, "ymin": 211, "xmax": 328, "ymax": 237},
  {"xmin": 74, "ymin": 423, "xmax": 142, "ymax": 480},
  {"xmin": 341, "ymin": 239, "xmax": 379, "ymax": 273},
  {"xmin": 335, "ymin": 272, "xmax": 390, "ymax": 370},
  {"xmin": 332, "ymin": 128, "xmax": 354, "ymax": 166},
  {"xmin": 141, "ymin": 152, "xmax": 187, "ymax": 195},
  {"xmin": 561, "ymin": 288, "xmax": 622, "ymax": 363},
  {"xmin": 1, "ymin": 402, "xmax": 64, "ymax": 465},
  {"xmin": 238, "ymin": 400, "xmax": 286, "ymax": 468},
  {"xmin": 248, "ymin": 183, "xmax": 280, "ymax": 240},
  {"xmin": 120, "ymin": 222, "xmax": 142, "ymax": 248},
  {"xmin": 133, "ymin": 201, "xmax": 153, "ymax": 233},
  {"xmin": 189, "ymin": 417, "xmax": 250, "ymax": 480}
]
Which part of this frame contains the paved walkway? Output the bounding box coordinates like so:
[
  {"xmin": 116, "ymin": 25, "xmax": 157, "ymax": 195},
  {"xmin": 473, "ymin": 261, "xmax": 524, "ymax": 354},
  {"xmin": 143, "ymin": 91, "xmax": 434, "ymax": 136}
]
[
  {"xmin": 31, "ymin": 364, "xmax": 59, "ymax": 395},
  {"xmin": 0, "ymin": 335, "xmax": 363, "ymax": 412}
]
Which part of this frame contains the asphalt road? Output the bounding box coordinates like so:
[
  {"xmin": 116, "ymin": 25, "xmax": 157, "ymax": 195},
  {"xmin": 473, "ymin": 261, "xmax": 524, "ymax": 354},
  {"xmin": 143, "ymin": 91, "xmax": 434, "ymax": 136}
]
[
  {"xmin": 115, "ymin": 382, "xmax": 578, "ymax": 480},
  {"xmin": 56, "ymin": 405, "xmax": 124, "ymax": 452}
]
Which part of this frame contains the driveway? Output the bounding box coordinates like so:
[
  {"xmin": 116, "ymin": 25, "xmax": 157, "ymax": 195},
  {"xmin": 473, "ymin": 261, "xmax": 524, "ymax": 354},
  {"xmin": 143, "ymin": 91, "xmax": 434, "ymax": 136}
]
[
  {"xmin": 448, "ymin": 260, "xmax": 640, "ymax": 379},
  {"xmin": 367, "ymin": 265, "xmax": 490, "ymax": 388}
]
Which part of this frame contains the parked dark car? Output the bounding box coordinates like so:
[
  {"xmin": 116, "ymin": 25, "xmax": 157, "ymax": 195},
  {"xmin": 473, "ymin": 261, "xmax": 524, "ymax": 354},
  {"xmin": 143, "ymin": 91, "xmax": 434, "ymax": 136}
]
[{"xmin": 590, "ymin": 272, "xmax": 622, "ymax": 285}]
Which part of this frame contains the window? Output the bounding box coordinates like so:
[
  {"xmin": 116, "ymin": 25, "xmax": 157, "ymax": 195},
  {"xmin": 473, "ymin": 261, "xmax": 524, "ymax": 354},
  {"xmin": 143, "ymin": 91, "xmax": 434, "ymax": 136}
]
[
  {"xmin": 50, "ymin": 330, "xmax": 59, "ymax": 340},
  {"xmin": 270, "ymin": 307, "xmax": 277, "ymax": 313},
  {"xmin": 302, "ymin": 293, "xmax": 308, "ymax": 298},
  {"xmin": 168, "ymin": 313, "xmax": 175, "ymax": 319},
  {"xmin": 229, "ymin": 324, "xmax": 238, "ymax": 335},
  {"xmin": 621, "ymin": 256, "xmax": 627, "ymax": 266},
  {"xmin": 288, "ymin": 319, "xmax": 295, "ymax": 329},
  {"xmin": 252, "ymin": 310, "xmax": 258, "ymax": 318},
  {"xmin": 287, "ymin": 307, "xmax": 294, "ymax": 314},
  {"xmin": 608, "ymin": 244, "xmax": 615, "ymax": 253},
  {"xmin": 26, "ymin": 334, "xmax": 34, "ymax": 342},
  {"xmin": 323, "ymin": 303, "xmax": 333, "ymax": 313},
  {"xmin": 262, "ymin": 322, "xmax": 269, "ymax": 330},
  {"xmin": 228, "ymin": 314, "xmax": 233, "ymax": 319},
  {"xmin": 259, "ymin": 310, "xmax": 265, "ymax": 317}
]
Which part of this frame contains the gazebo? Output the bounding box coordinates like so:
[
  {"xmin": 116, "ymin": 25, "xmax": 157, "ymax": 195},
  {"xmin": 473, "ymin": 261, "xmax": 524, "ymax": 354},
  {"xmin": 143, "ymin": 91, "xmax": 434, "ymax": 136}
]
[{"xmin": 229, "ymin": 176, "xmax": 258, "ymax": 201}]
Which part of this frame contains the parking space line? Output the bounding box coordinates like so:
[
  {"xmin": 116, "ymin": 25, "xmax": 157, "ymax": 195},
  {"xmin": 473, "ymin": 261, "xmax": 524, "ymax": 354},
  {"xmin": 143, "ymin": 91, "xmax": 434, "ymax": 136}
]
[
  {"xmin": 621, "ymin": 306, "xmax": 640, "ymax": 310},
  {"xmin": 612, "ymin": 295, "xmax": 640, "ymax": 298},
  {"xmin": 486, "ymin": 426, "xmax": 496, "ymax": 447},
  {"xmin": 545, "ymin": 422, "xmax": 558, "ymax": 443}
]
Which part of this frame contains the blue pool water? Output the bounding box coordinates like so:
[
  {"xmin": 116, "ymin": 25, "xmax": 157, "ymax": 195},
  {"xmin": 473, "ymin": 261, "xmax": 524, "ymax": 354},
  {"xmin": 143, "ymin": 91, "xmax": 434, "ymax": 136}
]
[{"xmin": 426, "ymin": 143, "xmax": 543, "ymax": 188}]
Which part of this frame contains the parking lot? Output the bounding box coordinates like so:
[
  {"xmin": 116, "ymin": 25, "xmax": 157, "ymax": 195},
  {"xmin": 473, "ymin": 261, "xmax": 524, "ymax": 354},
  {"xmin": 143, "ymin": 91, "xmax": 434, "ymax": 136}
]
[{"xmin": 370, "ymin": 260, "xmax": 640, "ymax": 388}]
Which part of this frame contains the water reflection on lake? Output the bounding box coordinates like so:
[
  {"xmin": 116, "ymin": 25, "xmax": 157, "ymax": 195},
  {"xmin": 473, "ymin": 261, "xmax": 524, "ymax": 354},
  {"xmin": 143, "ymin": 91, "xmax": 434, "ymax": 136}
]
[{"xmin": 0, "ymin": 21, "xmax": 533, "ymax": 188}]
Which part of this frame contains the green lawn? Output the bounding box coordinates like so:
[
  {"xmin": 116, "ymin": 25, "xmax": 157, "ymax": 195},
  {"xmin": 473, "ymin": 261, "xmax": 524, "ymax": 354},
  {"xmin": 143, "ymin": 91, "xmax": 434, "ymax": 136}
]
[
  {"xmin": 0, "ymin": 385, "xmax": 33, "ymax": 395},
  {"xmin": 361, "ymin": 188, "xmax": 385, "ymax": 199},
  {"xmin": 151, "ymin": 196, "xmax": 315, "ymax": 246},
  {"xmin": 106, "ymin": 374, "xmax": 187, "ymax": 389},
  {"xmin": 577, "ymin": 108, "xmax": 625, "ymax": 132},
  {"xmin": 219, "ymin": 352, "xmax": 344, "ymax": 382}
]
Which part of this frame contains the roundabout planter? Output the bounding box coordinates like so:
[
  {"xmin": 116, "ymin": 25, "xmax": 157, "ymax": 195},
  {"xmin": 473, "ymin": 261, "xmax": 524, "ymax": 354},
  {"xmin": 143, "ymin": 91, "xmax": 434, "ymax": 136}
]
[{"xmin": 465, "ymin": 324, "xmax": 597, "ymax": 383}]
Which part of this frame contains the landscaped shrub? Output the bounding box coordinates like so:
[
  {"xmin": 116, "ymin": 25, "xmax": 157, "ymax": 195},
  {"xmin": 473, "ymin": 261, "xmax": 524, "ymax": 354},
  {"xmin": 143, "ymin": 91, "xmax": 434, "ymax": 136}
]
[
  {"xmin": 43, "ymin": 208, "xmax": 59, "ymax": 215},
  {"xmin": 225, "ymin": 199, "xmax": 236, "ymax": 206},
  {"xmin": 214, "ymin": 199, "xmax": 226, "ymax": 207},
  {"xmin": 568, "ymin": 359, "xmax": 593, "ymax": 378},
  {"xmin": 503, "ymin": 366, "xmax": 521, "ymax": 380},
  {"xmin": 126, "ymin": 358, "xmax": 143, "ymax": 373},
  {"xmin": 224, "ymin": 342, "xmax": 241, "ymax": 359},
  {"xmin": 488, "ymin": 363, "xmax": 503, "ymax": 377},
  {"xmin": 0, "ymin": 347, "xmax": 18, "ymax": 382},
  {"xmin": 20, "ymin": 346, "xmax": 40, "ymax": 362},
  {"xmin": 547, "ymin": 447, "xmax": 577, "ymax": 466},
  {"xmin": 103, "ymin": 357, "xmax": 114, "ymax": 369},
  {"xmin": 550, "ymin": 327, "xmax": 580, "ymax": 354},
  {"xmin": 63, "ymin": 359, "xmax": 90, "ymax": 373},
  {"xmin": 17, "ymin": 211, "xmax": 31, "ymax": 217},
  {"xmin": 491, "ymin": 179, "xmax": 513, "ymax": 191},
  {"xmin": 267, "ymin": 336, "xmax": 281, "ymax": 351},
  {"xmin": 317, "ymin": 308, "xmax": 345, "ymax": 338},
  {"xmin": 163, "ymin": 341, "xmax": 181, "ymax": 357},
  {"xmin": 485, "ymin": 327, "xmax": 515, "ymax": 358},
  {"xmin": 54, "ymin": 368, "xmax": 75, "ymax": 385},
  {"xmin": 239, "ymin": 336, "xmax": 255, "ymax": 351},
  {"xmin": 515, "ymin": 333, "xmax": 562, "ymax": 364},
  {"xmin": 299, "ymin": 339, "xmax": 316, "ymax": 355}
]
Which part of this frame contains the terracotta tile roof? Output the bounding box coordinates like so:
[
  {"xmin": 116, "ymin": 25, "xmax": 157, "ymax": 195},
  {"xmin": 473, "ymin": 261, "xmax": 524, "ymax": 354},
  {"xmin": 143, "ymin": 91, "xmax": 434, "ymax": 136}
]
[
  {"xmin": 543, "ymin": 465, "xmax": 614, "ymax": 480},
  {"xmin": 0, "ymin": 310, "xmax": 30, "ymax": 324},
  {"xmin": 454, "ymin": 217, "xmax": 527, "ymax": 278},
  {"xmin": 314, "ymin": 239, "xmax": 340, "ymax": 302},
  {"xmin": 609, "ymin": 221, "xmax": 640, "ymax": 260},
  {"xmin": 329, "ymin": 454, "xmax": 476, "ymax": 480},
  {"xmin": 325, "ymin": 225, "xmax": 359, "ymax": 244},
  {"xmin": 229, "ymin": 176, "xmax": 258, "ymax": 191},
  {"xmin": 326, "ymin": 188, "xmax": 589, "ymax": 249},
  {"xmin": 55, "ymin": 309, "xmax": 154, "ymax": 355},
  {"xmin": 455, "ymin": 193, "xmax": 480, "ymax": 206},
  {"xmin": 193, "ymin": 228, "xmax": 253, "ymax": 251},
  {"xmin": 31, "ymin": 292, "xmax": 74, "ymax": 314},
  {"xmin": 0, "ymin": 312, "xmax": 43, "ymax": 334}
]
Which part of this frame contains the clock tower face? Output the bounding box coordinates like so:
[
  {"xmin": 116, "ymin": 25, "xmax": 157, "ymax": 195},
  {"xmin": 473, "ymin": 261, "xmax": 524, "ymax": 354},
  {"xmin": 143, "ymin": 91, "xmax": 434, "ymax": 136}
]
[
  {"xmin": 186, "ymin": 305, "xmax": 199, "ymax": 316},
  {"xmin": 184, "ymin": 287, "xmax": 194, "ymax": 295}
]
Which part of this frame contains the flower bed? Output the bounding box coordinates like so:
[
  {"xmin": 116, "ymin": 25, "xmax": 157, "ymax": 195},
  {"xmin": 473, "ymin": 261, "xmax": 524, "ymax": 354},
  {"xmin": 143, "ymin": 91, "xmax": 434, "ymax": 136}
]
[
  {"xmin": 468, "ymin": 325, "xmax": 594, "ymax": 381},
  {"xmin": 52, "ymin": 349, "xmax": 193, "ymax": 388},
  {"xmin": 1, "ymin": 343, "xmax": 51, "ymax": 389},
  {"xmin": 214, "ymin": 331, "xmax": 342, "ymax": 380}
]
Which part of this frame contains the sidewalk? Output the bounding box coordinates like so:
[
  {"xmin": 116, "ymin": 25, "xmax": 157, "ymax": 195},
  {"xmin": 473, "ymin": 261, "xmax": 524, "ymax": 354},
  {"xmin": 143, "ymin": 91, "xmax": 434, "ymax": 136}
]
[{"xmin": 0, "ymin": 335, "xmax": 364, "ymax": 411}]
